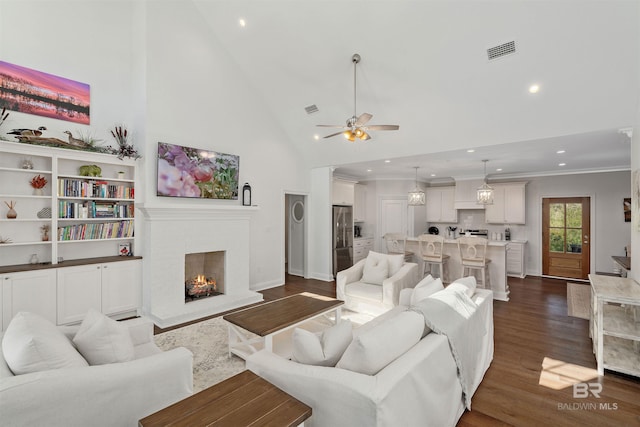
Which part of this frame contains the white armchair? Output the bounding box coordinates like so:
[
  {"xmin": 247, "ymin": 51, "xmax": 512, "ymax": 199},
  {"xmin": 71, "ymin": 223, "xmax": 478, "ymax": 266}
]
[{"xmin": 336, "ymin": 251, "xmax": 420, "ymax": 317}]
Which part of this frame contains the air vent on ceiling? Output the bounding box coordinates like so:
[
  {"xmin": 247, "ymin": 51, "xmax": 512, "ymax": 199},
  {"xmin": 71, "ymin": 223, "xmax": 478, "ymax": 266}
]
[
  {"xmin": 305, "ymin": 104, "xmax": 319, "ymax": 114},
  {"xmin": 487, "ymin": 41, "xmax": 516, "ymax": 60}
]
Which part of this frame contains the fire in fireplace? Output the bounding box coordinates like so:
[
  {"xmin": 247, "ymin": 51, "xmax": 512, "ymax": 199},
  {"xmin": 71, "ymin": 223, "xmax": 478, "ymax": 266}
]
[{"xmin": 185, "ymin": 251, "xmax": 225, "ymax": 303}]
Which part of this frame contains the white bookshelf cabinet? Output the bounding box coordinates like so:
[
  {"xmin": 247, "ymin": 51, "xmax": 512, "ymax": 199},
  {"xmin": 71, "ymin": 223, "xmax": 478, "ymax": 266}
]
[{"xmin": 0, "ymin": 140, "xmax": 137, "ymax": 267}]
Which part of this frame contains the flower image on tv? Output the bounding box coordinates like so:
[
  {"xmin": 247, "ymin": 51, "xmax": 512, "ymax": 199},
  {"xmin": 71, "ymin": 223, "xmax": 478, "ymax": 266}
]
[{"xmin": 157, "ymin": 142, "xmax": 239, "ymax": 199}]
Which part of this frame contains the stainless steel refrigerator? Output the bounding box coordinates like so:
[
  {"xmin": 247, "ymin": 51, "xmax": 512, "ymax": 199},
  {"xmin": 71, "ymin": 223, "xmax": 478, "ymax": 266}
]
[{"xmin": 332, "ymin": 205, "xmax": 353, "ymax": 276}]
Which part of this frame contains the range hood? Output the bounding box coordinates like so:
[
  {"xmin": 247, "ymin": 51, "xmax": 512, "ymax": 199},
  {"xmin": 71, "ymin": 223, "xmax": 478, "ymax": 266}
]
[{"xmin": 454, "ymin": 179, "xmax": 486, "ymax": 210}]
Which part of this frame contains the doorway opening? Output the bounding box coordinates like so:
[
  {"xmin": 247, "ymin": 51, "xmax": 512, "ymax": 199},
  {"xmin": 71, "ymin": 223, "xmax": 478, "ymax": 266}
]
[{"xmin": 542, "ymin": 197, "xmax": 591, "ymax": 280}]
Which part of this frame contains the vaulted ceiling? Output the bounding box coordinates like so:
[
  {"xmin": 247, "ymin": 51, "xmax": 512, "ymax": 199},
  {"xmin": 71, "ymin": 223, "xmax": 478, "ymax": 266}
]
[{"xmin": 192, "ymin": 0, "xmax": 638, "ymax": 181}]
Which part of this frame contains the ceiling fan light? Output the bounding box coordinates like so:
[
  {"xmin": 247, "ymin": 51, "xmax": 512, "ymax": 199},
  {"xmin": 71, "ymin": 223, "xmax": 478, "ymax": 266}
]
[{"xmin": 359, "ymin": 131, "xmax": 369, "ymax": 140}]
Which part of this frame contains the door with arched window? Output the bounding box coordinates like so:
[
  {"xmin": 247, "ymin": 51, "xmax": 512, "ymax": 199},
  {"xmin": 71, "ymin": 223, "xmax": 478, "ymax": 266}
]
[{"xmin": 542, "ymin": 197, "xmax": 591, "ymax": 279}]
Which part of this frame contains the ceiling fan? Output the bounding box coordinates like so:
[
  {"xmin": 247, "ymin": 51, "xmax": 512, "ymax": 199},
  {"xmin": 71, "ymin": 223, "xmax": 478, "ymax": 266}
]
[{"xmin": 317, "ymin": 53, "xmax": 399, "ymax": 142}]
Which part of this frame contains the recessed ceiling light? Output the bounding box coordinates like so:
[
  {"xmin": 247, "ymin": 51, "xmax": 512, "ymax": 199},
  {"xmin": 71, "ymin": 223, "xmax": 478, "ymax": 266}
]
[
  {"xmin": 367, "ymin": 169, "xmax": 372, "ymax": 172},
  {"xmin": 467, "ymin": 149, "xmax": 475, "ymax": 153},
  {"xmin": 559, "ymin": 163, "xmax": 566, "ymax": 166},
  {"xmin": 430, "ymin": 173, "xmax": 436, "ymax": 177},
  {"xmin": 238, "ymin": 18, "xmax": 246, "ymax": 27},
  {"xmin": 384, "ymin": 160, "xmax": 391, "ymax": 163},
  {"xmin": 529, "ymin": 84, "xmax": 540, "ymax": 94},
  {"xmin": 556, "ymin": 150, "xmax": 565, "ymax": 154},
  {"xmin": 496, "ymin": 168, "xmax": 503, "ymax": 172},
  {"xmin": 313, "ymin": 134, "xmax": 319, "ymax": 140}
]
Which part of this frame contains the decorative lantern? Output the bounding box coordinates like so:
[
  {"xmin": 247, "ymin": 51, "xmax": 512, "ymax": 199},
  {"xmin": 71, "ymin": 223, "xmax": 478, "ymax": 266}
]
[{"xmin": 242, "ymin": 183, "xmax": 252, "ymax": 206}]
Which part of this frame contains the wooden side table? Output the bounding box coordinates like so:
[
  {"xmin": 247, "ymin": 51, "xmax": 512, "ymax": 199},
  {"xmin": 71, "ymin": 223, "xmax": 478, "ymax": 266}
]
[{"xmin": 139, "ymin": 370, "xmax": 311, "ymax": 427}]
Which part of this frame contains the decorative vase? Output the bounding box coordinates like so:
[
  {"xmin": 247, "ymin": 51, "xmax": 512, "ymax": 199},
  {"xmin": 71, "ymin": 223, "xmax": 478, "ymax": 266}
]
[
  {"xmin": 117, "ymin": 172, "xmax": 126, "ymax": 180},
  {"xmin": 42, "ymin": 231, "xmax": 49, "ymax": 241},
  {"xmin": 33, "ymin": 188, "xmax": 44, "ymax": 196},
  {"xmin": 6, "ymin": 207, "xmax": 17, "ymax": 219},
  {"xmin": 30, "ymin": 254, "xmax": 39, "ymax": 264}
]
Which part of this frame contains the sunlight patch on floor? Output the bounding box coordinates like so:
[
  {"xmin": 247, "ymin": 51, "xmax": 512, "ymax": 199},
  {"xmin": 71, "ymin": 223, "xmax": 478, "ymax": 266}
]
[{"xmin": 538, "ymin": 357, "xmax": 600, "ymax": 390}]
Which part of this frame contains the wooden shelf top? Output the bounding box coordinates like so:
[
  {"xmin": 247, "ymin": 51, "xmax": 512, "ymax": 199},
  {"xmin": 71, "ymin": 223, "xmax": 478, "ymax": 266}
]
[{"xmin": 0, "ymin": 255, "xmax": 142, "ymax": 274}]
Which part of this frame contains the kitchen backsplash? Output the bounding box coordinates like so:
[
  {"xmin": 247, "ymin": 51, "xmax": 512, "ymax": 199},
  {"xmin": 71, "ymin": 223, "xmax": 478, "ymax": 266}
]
[{"xmin": 426, "ymin": 209, "xmax": 526, "ymax": 240}]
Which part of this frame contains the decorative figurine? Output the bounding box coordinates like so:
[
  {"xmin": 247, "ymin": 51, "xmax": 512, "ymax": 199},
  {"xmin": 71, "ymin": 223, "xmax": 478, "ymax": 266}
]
[{"xmin": 5, "ymin": 201, "xmax": 17, "ymax": 219}]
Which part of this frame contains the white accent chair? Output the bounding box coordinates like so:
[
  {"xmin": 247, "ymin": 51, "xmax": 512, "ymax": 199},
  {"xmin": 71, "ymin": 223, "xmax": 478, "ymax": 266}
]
[
  {"xmin": 383, "ymin": 233, "xmax": 414, "ymax": 262},
  {"xmin": 418, "ymin": 234, "xmax": 450, "ymax": 282},
  {"xmin": 457, "ymin": 236, "xmax": 491, "ymax": 289},
  {"xmin": 336, "ymin": 251, "xmax": 420, "ymax": 317}
]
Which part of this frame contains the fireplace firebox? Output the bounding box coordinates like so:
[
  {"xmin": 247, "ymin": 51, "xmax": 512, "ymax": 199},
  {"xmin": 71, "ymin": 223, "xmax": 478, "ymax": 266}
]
[{"xmin": 185, "ymin": 251, "xmax": 225, "ymax": 302}]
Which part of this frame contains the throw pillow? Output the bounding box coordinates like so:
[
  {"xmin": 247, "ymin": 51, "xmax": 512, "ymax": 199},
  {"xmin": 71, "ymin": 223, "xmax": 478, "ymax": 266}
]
[
  {"xmin": 336, "ymin": 311, "xmax": 424, "ymax": 375},
  {"xmin": 449, "ymin": 276, "xmax": 477, "ymax": 297},
  {"xmin": 73, "ymin": 309, "xmax": 135, "ymax": 365},
  {"xmin": 292, "ymin": 320, "xmax": 353, "ymax": 366},
  {"xmin": 2, "ymin": 312, "xmax": 88, "ymax": 375},
  {"xmin": 410, "ymin": 275, "xmax": 444, "ymax": 306},
  {"xmin": 367, "ymin": 251, "xmax": 404, "ymax": 277},
  {"xmin": 362, "ymin": 255, "xmax": 389, "ymax": 285}
]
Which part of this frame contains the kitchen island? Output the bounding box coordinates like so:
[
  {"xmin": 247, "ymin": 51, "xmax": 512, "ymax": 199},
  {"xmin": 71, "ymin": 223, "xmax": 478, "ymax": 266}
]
[{"xmin": 405, "ymin": 237, "xmax": 509, "ymax": 301}]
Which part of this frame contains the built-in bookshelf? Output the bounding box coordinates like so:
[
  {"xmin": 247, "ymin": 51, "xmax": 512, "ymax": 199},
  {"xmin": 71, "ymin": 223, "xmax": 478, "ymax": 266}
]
[{"xmin": 0, "ymin": 140, "xmax": 138, "ymax": 268}]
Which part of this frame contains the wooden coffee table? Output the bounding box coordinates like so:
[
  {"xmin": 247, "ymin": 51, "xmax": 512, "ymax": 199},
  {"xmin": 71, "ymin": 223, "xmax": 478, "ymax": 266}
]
[
  {"xmin": 139, "ymin": 370, "xmax": 311, "ymax": 427},
  {"xmin": 223, "ymin": 292, "xmax": 343, "ymax": 359}
]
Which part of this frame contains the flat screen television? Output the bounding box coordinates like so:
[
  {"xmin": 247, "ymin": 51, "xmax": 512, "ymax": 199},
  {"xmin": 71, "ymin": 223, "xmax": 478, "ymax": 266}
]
[{"xmin": 157, "ymin": 142, "xmax": 239, "ymax": 199}]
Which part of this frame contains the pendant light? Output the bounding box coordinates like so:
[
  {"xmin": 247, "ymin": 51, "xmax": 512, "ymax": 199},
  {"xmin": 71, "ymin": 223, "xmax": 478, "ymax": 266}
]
[
  {"xmin": 408, "ymin": 166, "xmax": 425, "ymax": 206},
  {"xmin": 477, "ymin": 160, "xmax": 494, "ymax": 205}
]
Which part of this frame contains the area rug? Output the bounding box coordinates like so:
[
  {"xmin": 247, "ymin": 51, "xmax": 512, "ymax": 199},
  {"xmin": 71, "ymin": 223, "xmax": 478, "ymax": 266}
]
[
  {"xmin": 567, "ymin": 283, "xmax": 590, "ymax": 320},
  {"xmin": 154, "ymin": 316, "xmax": 245, "ymax": 393},
  {"xmin": 153, "ymin": 308, "xmax": 373, "ymax": 393}
]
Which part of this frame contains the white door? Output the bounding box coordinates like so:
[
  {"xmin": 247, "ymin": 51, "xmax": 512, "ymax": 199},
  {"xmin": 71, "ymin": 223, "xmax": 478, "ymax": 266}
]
[
  {"xmin": 287, "ymin": 194, "xmax": 306, "ymax": 277},
  {"xmin": 379, "ymin": 198, "xmax": 411, "ymax": 252}
]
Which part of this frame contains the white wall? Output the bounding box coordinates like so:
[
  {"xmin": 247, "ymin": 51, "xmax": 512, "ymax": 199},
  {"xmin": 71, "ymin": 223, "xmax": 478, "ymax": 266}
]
[{"xmin": 0, "ymin": 2, "xmax": 310, "ymax": 294}]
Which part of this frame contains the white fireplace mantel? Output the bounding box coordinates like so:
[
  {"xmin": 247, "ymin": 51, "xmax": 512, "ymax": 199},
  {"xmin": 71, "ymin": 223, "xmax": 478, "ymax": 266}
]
[
  {"xmin": 139, "ymin": 204, "xmax": 259, "ymax": 221},
  {"xmin": 139, "ymin": 203, "xmax": 263, "ymax": 328}
]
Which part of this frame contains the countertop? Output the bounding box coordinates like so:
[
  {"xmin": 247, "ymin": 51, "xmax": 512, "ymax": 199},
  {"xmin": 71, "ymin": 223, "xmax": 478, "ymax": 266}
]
[{"xmin": 407, "ymin": 236, "xmax": 512, "ymax": 247}]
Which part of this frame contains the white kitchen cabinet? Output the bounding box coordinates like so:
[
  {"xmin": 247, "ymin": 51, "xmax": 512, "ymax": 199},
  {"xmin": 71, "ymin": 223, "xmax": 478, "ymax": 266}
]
[
  {"xmin": 454, "ymin": 179, "xmax": 485, "ymax": 210},
  {"xmin": 332, "ymin": 179, "xmax": 355, "ymax": 205},
  {"xmin": 485, "ymin": 182, "xmax": 527, "ymax": 224},
  {"xmin": 57, "ymin": 259, "xmax": 142, "ymax": 324},
  {"xmin": 426, "ymin": 187, "xmax": 457, "ymax": 223},
  {"xmin": 353, "ymin": 184, "xmax": 367, "ymax": 222},
  {"xmin": 2, "ymin": 269, "xmax": 57, "ymax": 328},
  {"xmin": 506, "ymin": 241, "xmax": 526, "ymax": 278},
  {"xmin": 353, "ymin": 237, "xmax": 374, "ymax": 263}
]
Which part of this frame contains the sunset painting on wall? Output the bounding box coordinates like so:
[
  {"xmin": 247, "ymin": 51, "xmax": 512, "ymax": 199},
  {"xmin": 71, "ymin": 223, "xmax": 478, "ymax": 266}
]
[{"xmin": 0, "ymin": 61, "xmax": 90, "ymax": 125}]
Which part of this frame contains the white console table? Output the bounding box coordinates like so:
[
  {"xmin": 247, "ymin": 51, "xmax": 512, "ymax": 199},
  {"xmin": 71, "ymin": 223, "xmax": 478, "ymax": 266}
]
[{"xmin": 588, "ymin": 274, "xmax": 640, "ymax": 377}]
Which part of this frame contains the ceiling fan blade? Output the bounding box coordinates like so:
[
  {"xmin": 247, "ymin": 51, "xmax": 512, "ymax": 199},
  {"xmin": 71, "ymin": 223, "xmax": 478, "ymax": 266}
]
[
  {"xmin": 365, "ymin": 125, "xmax": 400, "ymax": 131},
  {"xmin": 355, "ymin": 113, "xmax": 373, "ymax": 126},
  {"xmin": 316, "ymin": 124, "xmax": 347, "ymax": 128},
  {"xmin": 323, "ymin": 131, "xmax": 346, "ymax": 139}
]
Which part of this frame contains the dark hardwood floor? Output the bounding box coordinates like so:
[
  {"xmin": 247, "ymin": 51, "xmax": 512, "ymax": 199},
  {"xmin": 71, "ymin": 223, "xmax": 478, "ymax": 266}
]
[{"xmin": 156, "ymin": 274, "xmax": 640, "ymax": 426}]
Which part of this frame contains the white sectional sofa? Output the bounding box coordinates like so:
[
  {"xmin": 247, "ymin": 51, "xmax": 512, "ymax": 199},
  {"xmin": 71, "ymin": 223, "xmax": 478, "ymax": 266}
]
[
  {"xmin": 0, "ymin": 315, "xmax": 193, "ymax": 427},
  {"xmin": 247, "ymin": 283, "xmax": 494, "ymax": 427}
]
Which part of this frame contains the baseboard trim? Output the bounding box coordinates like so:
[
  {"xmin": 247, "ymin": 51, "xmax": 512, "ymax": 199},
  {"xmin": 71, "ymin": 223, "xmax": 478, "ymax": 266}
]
[
  {"xmin": 251, "ymin": 278, "xmax": 284, "ymax": 291},
  {"xmin": 307, "ymin": 272, "xmax": 334, "ymax": 282}
]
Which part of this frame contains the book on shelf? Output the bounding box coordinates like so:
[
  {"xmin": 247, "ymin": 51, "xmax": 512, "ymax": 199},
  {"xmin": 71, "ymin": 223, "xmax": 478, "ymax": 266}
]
[
  {"xmin": 57, "ymin": 178, "xmax": 133, "ymax": 199},
  {"xmin": 57, "ymin": 220, "xmax": 134, "ymax": 241}
]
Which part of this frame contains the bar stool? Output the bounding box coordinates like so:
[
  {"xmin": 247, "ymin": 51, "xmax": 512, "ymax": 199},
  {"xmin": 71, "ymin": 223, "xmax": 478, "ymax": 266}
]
[
  {"xmin": 383, "ymin": 233, "xmax": 413, "ymax": 262},
  {"xmin": 457, "ymin": 236, "xmax": 491, "ymax": 289},
  {"xmin": 418, "ymin": 234, "xmax": 449, "ymax": 282}
]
